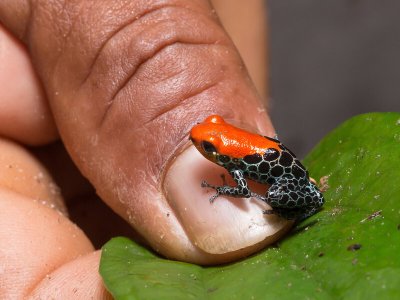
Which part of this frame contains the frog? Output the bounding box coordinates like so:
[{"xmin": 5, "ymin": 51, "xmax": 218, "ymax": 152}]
[{"xmin": 189, "ymin": 115, "xmax": 324, "ymax": 222}]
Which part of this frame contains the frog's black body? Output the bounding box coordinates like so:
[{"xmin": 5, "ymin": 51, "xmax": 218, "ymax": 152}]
[{"xmin": 202, "ymin": 137, "xmax": 324, "ymax": 221}]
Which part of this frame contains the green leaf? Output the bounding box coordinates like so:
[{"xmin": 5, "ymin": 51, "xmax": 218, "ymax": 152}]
[{"xmin": 100, "ymin": 113, "xmax": 400, "ymax": 299}]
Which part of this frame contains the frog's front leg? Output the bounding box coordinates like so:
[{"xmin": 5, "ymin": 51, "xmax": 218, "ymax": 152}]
[{"xmin": 201, "ymin": 169, "xmax": 251, "ymax": 203}]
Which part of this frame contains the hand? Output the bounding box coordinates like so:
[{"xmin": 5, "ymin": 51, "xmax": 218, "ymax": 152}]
[{"xmin": 0, "ymin": 0, "xmax": 289, "ymax": 298}]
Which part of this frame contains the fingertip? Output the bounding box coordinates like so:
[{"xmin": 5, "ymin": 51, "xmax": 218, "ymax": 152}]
[
  {"xmin": 0, "ymin": 189, "xmax": 93, "ymax": 298},
  {"xmin": 29, "ymin": 251, "xmax": 112, "ymax": 300},
  {"xmin": 0, "ymin": 25, "xmax": 58, "ymax": 145},
  {"xmin": 164, "ymin": 145, "xmax": 292, "ymax": 256}
]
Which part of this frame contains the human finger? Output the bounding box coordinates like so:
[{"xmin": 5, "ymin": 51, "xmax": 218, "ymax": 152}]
[{"xmin": 0, "ymin": 0, "xmax": 288, "ymax": 264}]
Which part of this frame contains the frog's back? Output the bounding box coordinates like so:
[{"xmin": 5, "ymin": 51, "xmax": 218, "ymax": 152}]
[{"xmin": 230, "ymin": 137, "xmax": 309, "ymax": 185}]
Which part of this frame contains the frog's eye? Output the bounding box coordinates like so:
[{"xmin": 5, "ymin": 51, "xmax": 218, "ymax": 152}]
[{"xmin": 201, "ymin": 141, "xmax": 216, "ymax": 154}]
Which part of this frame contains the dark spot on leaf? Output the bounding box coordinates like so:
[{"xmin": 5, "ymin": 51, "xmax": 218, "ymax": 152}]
[
  {"xmin": 347, "ymin": 243, "xmax": 362, "ymax": 251},
  {"xmin": 318, "ymin": 252, "xmax": 324, "ymax": 257},
  {"xmin": 360, "ymin": 210, "xmax": 382, "ymax": 222}
]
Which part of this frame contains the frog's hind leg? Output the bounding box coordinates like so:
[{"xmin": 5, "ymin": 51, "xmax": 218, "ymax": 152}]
[
  {"xmin": 262, "ymin": 206, "xmax": 320, "ymax": 222},
  {"xmin": 255, "ymin": 176, "xmax": 323, "ymax": 220},
  {"xmin": 294, "ymin": 206, "xmax": 321, "ymax": 223},
  {"xmin": 262, "ymin": 207, "xmax": 300, "ymax": 220}
]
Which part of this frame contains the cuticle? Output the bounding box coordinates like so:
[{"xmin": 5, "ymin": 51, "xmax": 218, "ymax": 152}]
[{"xmin": 158, "ymin": 135, "xmax": 192, "ymax": 193}]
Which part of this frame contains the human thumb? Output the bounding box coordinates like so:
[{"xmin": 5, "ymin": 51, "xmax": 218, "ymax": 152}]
[{"xmin": 0, "ymin": 0, "xmax": 291, "ymax": 264}]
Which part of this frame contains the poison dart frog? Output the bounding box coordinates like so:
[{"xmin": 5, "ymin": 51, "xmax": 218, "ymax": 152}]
[{"xmin": 189, "ymin": 115, "xmax": 324, "ymax": 222}]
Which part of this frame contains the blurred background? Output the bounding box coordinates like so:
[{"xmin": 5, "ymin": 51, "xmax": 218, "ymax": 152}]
[{"xmin": 267, "ymin": 0, "xmax": 400, "ymax": 158}]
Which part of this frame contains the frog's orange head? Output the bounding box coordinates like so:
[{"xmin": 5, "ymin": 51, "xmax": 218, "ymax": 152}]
[
  {"xmin": 189, "ymin": 115, "xmax": 226, "ymax": 163},
  {"xmin": 190, "ymin": 115, "xmax": 281, "ymax": 163}
]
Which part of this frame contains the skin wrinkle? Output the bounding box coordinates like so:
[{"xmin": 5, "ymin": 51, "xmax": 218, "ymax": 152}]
[
  {"xmin": 97, "ymin": 11, "xmax": 228, "ymax": 129},
  {"xmin": 12, "ymin": 4, "xmax": 30, "ymax": 43},
  {"xmin": 77, "ymin": 1, "xmax": 215, "ymax": 91},
  {"xmin": 151, "ymin": 64, "xmax": 185, "ymax": 84},
  {"xmin": 100, "ymin": 41, "xmax": 210, "ymax": 129},
  {"xmin": 145, "ymin": 81, "xmax": 219, "ymax": 125},
  {"xmin": 126, "ymin": 90, "xmax": 221, "ymax": 165},
  {"xmin": 20, "ymin": 1, "xmax": 229, "ymax": 136},
  {"xmin": 21, "ymin": 1, "xmax": 32, "ymax": 41},
  {"xmin": 80, "ymin": 3, "xmax": 180, "ymax": 86},
  {"xmin": 114, "ymin": 39, "xmax": 235, "ymax": 129},
  {"xmin": 135, "ymin": 44, "xmax": 223, "ymax": 125}
]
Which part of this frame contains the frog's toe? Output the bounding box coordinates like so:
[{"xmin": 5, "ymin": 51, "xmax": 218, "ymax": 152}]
[
  {"xmin": 201, "ymin": 180, "xmax": 211, "ymax": 188},
  {"xmin": 209, "ymin": 193, "xmax": 219, "ymax": 203}
]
